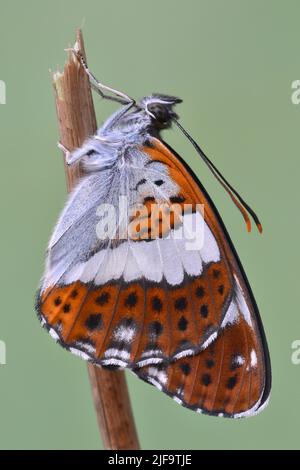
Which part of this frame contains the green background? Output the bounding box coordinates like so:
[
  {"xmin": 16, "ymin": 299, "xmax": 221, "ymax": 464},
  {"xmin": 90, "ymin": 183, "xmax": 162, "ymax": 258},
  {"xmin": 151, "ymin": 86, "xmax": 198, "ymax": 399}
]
[{"xmin": 0, "ymin": 0, "xmax": 299, "ymax": 450}]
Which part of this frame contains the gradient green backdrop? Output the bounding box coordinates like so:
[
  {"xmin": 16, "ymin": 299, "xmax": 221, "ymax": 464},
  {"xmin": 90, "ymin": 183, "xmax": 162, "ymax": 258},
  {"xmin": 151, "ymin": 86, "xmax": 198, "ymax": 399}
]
[{"xmin": 0, "ymin": 0, "xmax": 299, "ymax": 450}]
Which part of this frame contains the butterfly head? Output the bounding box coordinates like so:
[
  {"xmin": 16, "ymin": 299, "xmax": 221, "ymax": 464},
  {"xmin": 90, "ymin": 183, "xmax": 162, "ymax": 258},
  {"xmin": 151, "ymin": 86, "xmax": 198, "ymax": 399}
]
[{"xmin": 139, "ymin": 94, "xmax": 182, "ymax": 129}]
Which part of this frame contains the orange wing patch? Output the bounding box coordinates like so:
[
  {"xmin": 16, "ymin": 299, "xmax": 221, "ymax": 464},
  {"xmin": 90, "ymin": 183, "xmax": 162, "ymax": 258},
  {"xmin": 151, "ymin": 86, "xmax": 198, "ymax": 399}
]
[
  {"xmin": 142, "ymin": 139, "xmax": 226, "ymax": 249},
  {"xmin": 135, "ymin": 314, "xmax": 267, "ymax": 418},
  {"xmin": 37, "ymin": 262, "xmax": 233, "ymax": 368}
]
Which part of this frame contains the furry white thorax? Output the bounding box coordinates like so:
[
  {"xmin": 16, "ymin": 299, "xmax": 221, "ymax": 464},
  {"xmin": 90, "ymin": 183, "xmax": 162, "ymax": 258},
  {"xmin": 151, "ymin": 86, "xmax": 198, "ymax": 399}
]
[
  {"xmin": 67, "ymin": 93, "xmax": 180, "ymax": 171},
  {"xmin": 71, "ymin": 115, "xmax": 151, "ymax": 173}
]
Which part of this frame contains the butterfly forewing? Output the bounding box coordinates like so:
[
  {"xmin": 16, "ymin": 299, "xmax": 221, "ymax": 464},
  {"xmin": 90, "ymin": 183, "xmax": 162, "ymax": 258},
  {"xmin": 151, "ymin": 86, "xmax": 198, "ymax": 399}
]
[{"xmin": 37, "ymin": 139, "xmax": 237, "ymax": 367}]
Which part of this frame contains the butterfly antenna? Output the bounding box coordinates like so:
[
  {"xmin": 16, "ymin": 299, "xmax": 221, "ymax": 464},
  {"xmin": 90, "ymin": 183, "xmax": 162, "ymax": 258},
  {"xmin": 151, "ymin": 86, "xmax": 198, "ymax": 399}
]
[{"xmin": 174, "ymin": 119, "xmax": 262, "ymax": 233}]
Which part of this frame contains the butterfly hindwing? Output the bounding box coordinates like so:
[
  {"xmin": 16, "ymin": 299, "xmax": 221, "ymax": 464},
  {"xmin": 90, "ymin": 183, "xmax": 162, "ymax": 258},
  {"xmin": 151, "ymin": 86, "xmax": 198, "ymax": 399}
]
[
  {"xmin": 135, "ymin": 299, "xmax": 268, "ymax": 418},
  {"xmin": 37, "ymin": 136, "xmax": 270, "ymax": 416}
]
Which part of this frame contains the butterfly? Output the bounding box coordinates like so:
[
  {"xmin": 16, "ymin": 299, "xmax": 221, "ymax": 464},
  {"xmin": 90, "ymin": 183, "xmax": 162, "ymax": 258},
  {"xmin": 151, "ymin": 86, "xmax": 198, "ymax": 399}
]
[{"xmin": 36, "ymin": 51, "xmax": 271, "ymax": 419}]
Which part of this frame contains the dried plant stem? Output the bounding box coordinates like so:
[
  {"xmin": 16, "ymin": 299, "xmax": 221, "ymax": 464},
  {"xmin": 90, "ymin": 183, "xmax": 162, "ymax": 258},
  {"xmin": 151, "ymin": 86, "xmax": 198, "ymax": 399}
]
[{"xmin": 52, "ymin": 29, "xmax": 140, "ymax": 451}]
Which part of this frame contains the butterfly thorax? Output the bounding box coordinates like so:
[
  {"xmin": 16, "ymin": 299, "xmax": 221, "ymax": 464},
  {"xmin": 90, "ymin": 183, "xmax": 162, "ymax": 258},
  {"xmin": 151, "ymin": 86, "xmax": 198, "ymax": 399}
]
[{"xmin": 80, "ymin": 94, "xmax": 182, "ymax": 173}]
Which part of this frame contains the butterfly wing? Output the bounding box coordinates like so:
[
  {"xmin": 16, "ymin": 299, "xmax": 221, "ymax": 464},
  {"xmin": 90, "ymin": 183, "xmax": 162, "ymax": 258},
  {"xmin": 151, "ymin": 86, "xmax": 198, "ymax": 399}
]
[
  {"xmin": 132, "ymin": 138, "xmax": 271, "ymax": 417},
  {"xmin": 37, "ymin": 142, "xmax": 224, "ymax": 365},
  {"xmin": 135, "ymin": 296, "xmax": 269, "ymax": 418},
  {"xmin": 37, "ymin": 135, "xmax": 271, "ymax": 415}
]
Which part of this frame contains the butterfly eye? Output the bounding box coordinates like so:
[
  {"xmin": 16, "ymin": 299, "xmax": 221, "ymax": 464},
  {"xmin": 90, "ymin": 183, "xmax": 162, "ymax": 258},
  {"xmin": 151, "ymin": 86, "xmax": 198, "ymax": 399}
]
[{"xmin": 147, "ymin": 103, "xmax": 170, "ymax": 124}]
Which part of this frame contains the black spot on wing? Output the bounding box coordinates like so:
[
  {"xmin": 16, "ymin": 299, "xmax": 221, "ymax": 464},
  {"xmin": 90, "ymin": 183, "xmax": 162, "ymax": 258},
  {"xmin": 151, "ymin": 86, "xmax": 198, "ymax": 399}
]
[
  {"xmin": 85, "ymin": 313, "xmax": 103, "ymax": 331},
  {"xmin": 178, "ymin": 316, "xmax": 188, "ymax": 331},
  {"xmin": 125, "ymin": 292, "xmax": 138, "ymax": 308},
  {"xmin": 180, "ymin": 362, "xmax": 191, "ymax": 376},
  {"xmin": 206, "ymin": 359, "xmax": 215, "ymax": 369},
  {"xmin": 218, "ymin": 285, "xmax": 224, "ymax": 295},
  {"xmin": 170, "ymin": 195, "xmax": 185, "ymax": 203},
  {"xmin": 200, "ymin": 304, "xmax": 209, "ymax": 318},
  {"xmin": 143, "ymin": 196, "xmax": 155, "ymax": 203},
  {"xmin": 95, "ymin": 292, "xmax": 110, "ymax": 306},
  {"xmin": 54, "ymin": 297, "xmax": 62, "ymax": 306},
  {"xmin": 149, "ymin": 321, "xmax": 163, "ymax": 337},
  {"xmin": 201, "ymin": 373, "xmax": 212, "ymax": 386},
  {"xmin": 174, "ymin": 297, "xmax": 187, "ymax": 311},
  {"xmin": 152, "ymin": 296, "xmax": 163, "ymax": 312},
  {"xmin": 213, "ymin": 269, "xmax": 221, "ymax": 279},
  {"xmin": 70, "ymin": 289, "xmax": 78, "ymax": 299},
  {"xmin": 195, "ymin": 286, "xmax": 205, "ymax": 298},
  {"xmin": 226, "ymin": 375, "xmax": 238, "ymax": 389}
]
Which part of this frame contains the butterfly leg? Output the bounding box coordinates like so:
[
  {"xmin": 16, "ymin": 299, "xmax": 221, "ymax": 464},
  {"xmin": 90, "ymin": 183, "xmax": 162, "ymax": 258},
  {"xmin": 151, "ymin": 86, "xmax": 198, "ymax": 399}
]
[
  {"xmin": 57, "ymin": 141, "xmax": 70, "ymax": 159},
  {"xmin": 66, "ymin": 47, "xmax": 135, "ymax": 106},
  {"xmin": 57, "ymin": 141, "xmax": 85, "ymax": 166}
]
